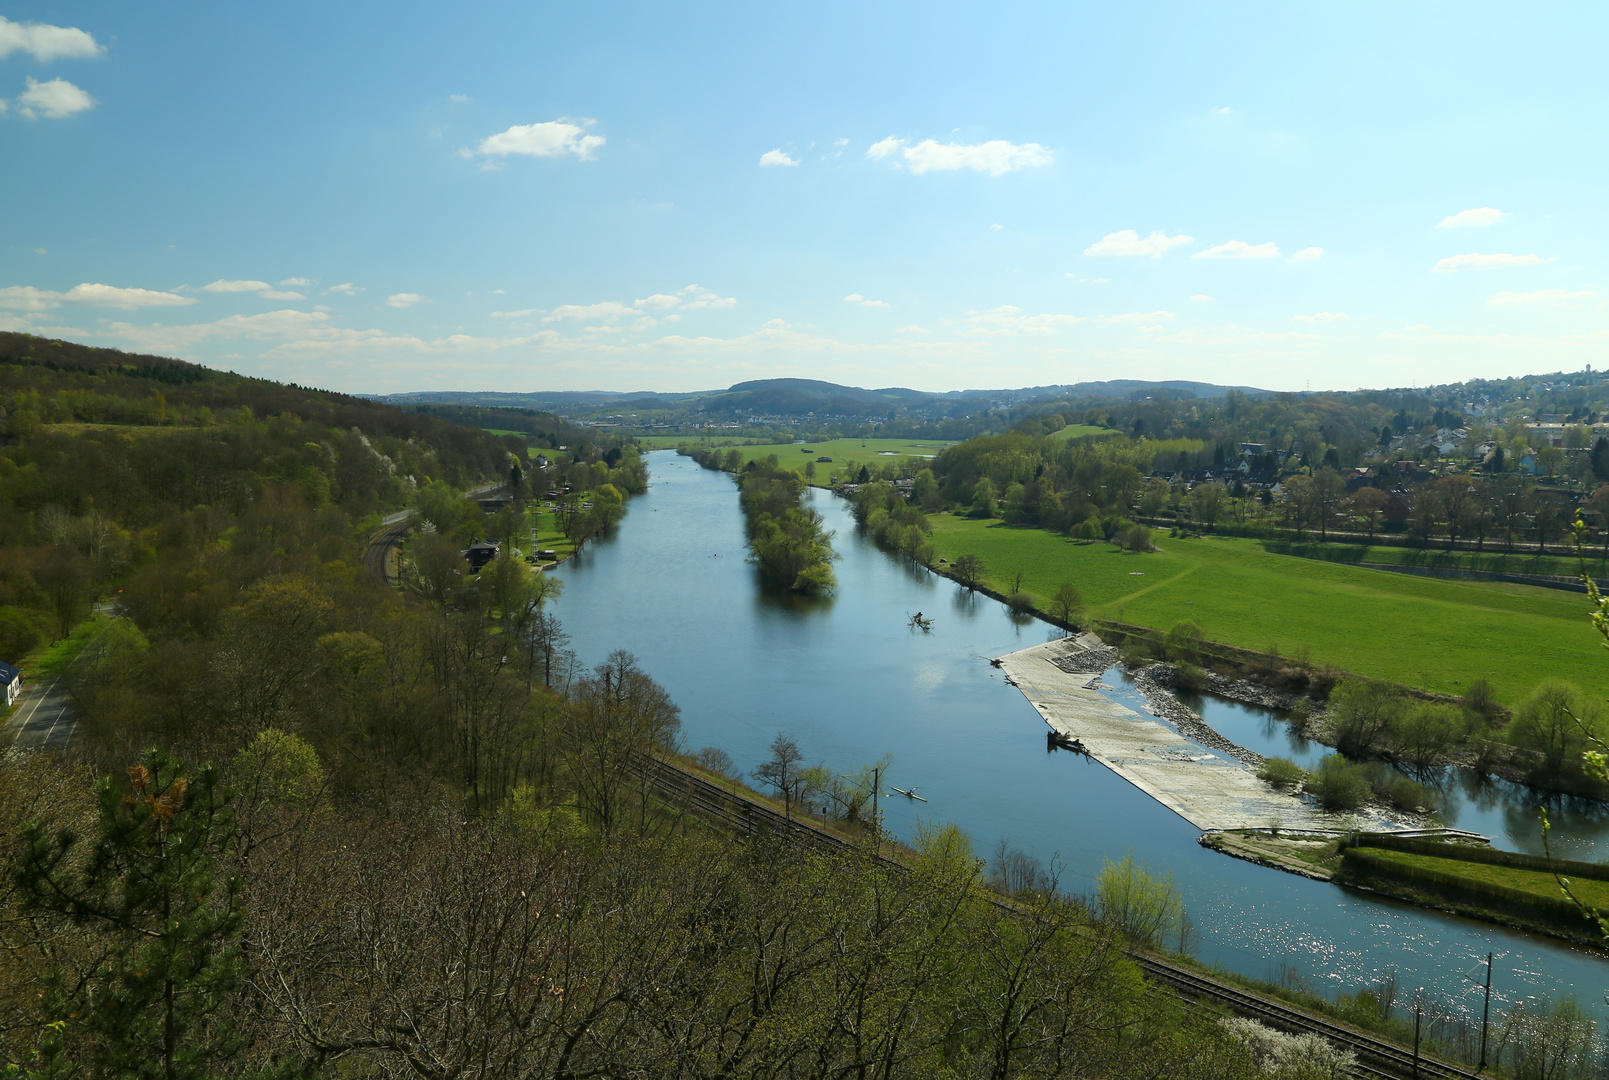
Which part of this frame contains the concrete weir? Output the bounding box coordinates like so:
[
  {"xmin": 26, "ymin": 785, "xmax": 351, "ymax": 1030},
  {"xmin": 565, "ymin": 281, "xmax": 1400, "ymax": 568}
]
[{"xmin": 996, "ymin": 636, "xmax": 1375, "ymax": 833}]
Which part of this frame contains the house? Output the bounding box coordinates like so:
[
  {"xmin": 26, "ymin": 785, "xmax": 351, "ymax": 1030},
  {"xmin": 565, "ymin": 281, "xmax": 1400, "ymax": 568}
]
[
  {"xmin": 463, "ymin": 538, "xmax": 501, "ymax": 572},
  {"xmin": 0, "ymin": 660, "xmax": 20, "ymax": 708}
]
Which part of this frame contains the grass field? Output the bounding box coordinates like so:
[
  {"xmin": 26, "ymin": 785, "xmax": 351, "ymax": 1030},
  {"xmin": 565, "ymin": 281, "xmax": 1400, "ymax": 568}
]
[
  {"xmin": 1361, "ymin": 848, "xmax": 1609, "ymax": 908},
  {"xmin": 1272, "ymin": 540, "xmax": 1600, "ymax": 580},
  {"xmin": 922, "ymin": 514, "xmax": 1601, "ymax": 704},
  {"xmin": 1055, "ymin": 424, "xmax": 1119, "ymax": 441},
  {"xmin": 653, "ymin": 438, "xmax": 955, "ymax": 484}
]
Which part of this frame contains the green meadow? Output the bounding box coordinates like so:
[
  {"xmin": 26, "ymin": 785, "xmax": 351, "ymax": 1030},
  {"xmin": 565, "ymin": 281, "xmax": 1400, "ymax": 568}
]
[
  {"xmin": 922, "ymin": 515, "xmax": 1601, "ymax": 704},
  {"xmin": 650, "ymin": 438, "xmax": 955, "ymax": 483}
]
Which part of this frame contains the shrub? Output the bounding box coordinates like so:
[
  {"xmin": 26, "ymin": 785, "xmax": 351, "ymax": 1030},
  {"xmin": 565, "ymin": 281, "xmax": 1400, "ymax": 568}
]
[
  {"xmin": 1096, "ymin": 852, "xmax": 1185, "ymax": 947},
  {"xmin": 1172, "ymin": 661, "xmax": 1208, "ymax": 693},
  {"xmin": 1006, "ymin": 591, "xmax": 1035, "ymax": 612},
  {"xmin": 1304, "ymin": 754, "xmax": 1372, "ymax": 811},
  {"xmin": 1257, "ymin": 757, "xmax": 1307, "ymax": 788},
  {"xmin": 1392, "ymin": 703, "xmax": 1460, "ymax": 769},
  {"xmin": 1117, "ymin": 523, "xmax": 1154, "ymax": 552},
  {"xmin": 1163, "ymin": 620, "xmax": 1204, "ymax": 664},
  {"xmin": 694, "ymin": 746, "xmax": 738, "ymax": 780},
  {"xmin": 1360, "ymin": 763, "xmax": 1434, "ymax": 811},
  {"xmin": 1505, "ymin": 680, "xmax": 1605, "ymax": 785},
  {"xmin": 1328, "ymin": 679, "xmax": 1407, "ymax": 755}
]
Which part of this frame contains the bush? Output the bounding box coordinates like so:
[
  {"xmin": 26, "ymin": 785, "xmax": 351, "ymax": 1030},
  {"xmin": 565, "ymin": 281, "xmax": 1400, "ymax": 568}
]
[
  {"xmin": 1096, "ymin": 852, "xmax": 1185, "ymax": 947},
  {"xmin": 1360, "ymin": 763, "xmax": 1434, "ymax": 811},
  {"xmin": 1006, "ymin": 591, "xmax": 1035, "ymax": 613},
  {"xmin": 1172, "ymin": 661, "xmax": 1208, "ymax": 693},
  {"xmin": 1117, "ymin": 523, "xmax": 1154, "ymax": 552},
  {"xmin": 1257, "ymin": 757, "xmax": 1307, "ymax": 788},
  {"xmin": 1327, "ymin": 679, "xmax": 1407, "ymax": 755},
  {"xmin": 1163, "ymin": 620, "xmax": 1204, "ymax": 664},
  {"xmin": 1304, "ymin": 754, "xmax": 1372, "ymax": 811},
  {"xmin": 1505, "ymin": 680, "xmax": 1605, "ymax": 785},
  {"xmin": 1392, "ymin": 703, "xmax": 1460, "ymax": 769}
]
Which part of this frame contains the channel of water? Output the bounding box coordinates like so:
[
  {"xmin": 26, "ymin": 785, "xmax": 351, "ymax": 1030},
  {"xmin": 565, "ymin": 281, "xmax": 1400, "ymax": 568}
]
[{"xmin": 551, "ymin": 452, "xmax": 1609, "ymax": 1026}]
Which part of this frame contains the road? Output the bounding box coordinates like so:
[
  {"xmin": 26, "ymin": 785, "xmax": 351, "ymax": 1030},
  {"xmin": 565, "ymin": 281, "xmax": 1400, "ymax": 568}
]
[
  {"xmin": 364, "ymin": 484, "xmax": 504, "ymax": 585},
  {"xmin": 3, "ymin": 675, "xmax": 77, "ymax": 751}
]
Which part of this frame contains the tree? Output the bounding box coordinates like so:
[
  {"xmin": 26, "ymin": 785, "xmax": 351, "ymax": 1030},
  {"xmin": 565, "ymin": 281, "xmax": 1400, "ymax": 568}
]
[
  {"xmin": 1311, "ymin": 468, "xmax": 1346, "ymax": 540},
  {"xmin": 1095, "ymin": 853, "xmax": 1184, "ymax": 948},
  {"xmin": 1189, "ymin": 481, "xmax": 1228, "ymax": 531},
  {"xmin": 1050, "ymin": 583, "xmax": 1084, "ymax": 627},
  {"xmin": 970, "ymin": 478, "xmax": 996, "ymax": 518},
  {"xmin": 1592, "ymin": 438, "xmax": 1609, "ymax": 483},
  {"xmin": 754, "ymin": 733, "xmax": 805, "ymax": 818},
  {"xmin": 950, "ymin": 553, "xmax": 985, "ymax": 591},
  {"xmin": 1340, "ymin": 487, "xmax": 1388, "ymax": 540},
  {"xmin": 11, "ymin": 751, "xmax": 249, "ymax": 1080},
  {"xmin": 565, "ymin": 650, "xmax": 681, "ymax": 836}
]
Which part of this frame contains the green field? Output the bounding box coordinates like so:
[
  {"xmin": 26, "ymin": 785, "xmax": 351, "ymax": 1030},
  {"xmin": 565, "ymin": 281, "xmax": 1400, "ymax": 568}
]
[
  {"xmin": 1055, "ymin": 424, "xmax": 1119, "ymax": 441},
  {"xmin": 1272, "ymin": 540, "xmax": 1597, "ymax": 579},
  {"xmin": 922, "ymin": 515, "xmax": 1602, "ymax": 704},
  {"xmin": 1360, "ymin": 848, "xmax": 1609, "ymax": 908},
  {"xmin": 650, "ymin": 438, "xmax": 954, "ymax": 484}
]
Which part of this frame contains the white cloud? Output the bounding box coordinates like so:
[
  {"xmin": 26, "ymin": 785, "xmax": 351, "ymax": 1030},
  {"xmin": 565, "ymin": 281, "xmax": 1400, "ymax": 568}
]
[
  {"xmin": 895, "ymin": 325, "xmax": 929, "ymax": 334},
  {"xmin": 387, "ymin": 293, "xmax": 427, "ymax": 308},
  {"xmin": 490, "ymin": 309, "xmax": 537, "ymax": 318},
  {"xmin": 1432, "ymin": 252, "xmax": 1547, "ymax": 272},
  {"xmin": 844, "ymin": 293, "xmax": 890, "ymax": 308},
  {"xmin": 0, "ymin": 283, "xmax": 197, "ymax": 311},
  {"xmin": 758, "ymin": 148, "xmax": 798, "ymax": 167},
  {"xmin": 262, "ymin": 290, "xmax": 305, "ymax": 300},
  {"xmin": 1486, "ymin": 289, "xmax": 1596, "ymax": 307},
  {"xmin": 1083, "ymin": 229, "xmax": 1194, "ymax": 257},
  {"xmin": 989, "ymin": 223, "xmax": 1003, "ymax": 231},
  {"xmin": 634, "ymin": 293, "xmax": 682, "ymax": 310},
  {"xmin": 1189, "ymin": 294, "xmax": 1214, "ymax": 303},
  {"xmin": 14, "ymin": 77, "xmax": 95, "ymax": 120},
  {"xmin": 1290, "ymin": 246, "xmax": 1323, "ymax": 262},
  {"xmin": 1210, "ymin": 106, "xmax": 1233, "ymax": 116},
  {"xmin": 1438, "ymin": 207, "xmax": 1506, "ymax": 229},
  {"xmin": 866, "ymin": 136, "xmax": 905, "ymax": 161},
  {"xmin": 866, "ymin": 136, "xmax": 1052, "ymax": 175},
  {"xmin": 1194, "ymin": 240, "xmax": 1280, "ymax": 260},
  {"xmin": 960, "ymin": 306, "xmax": 1083, "ymax": 334},
  {"xmin": 324, "ymin": 283, "xmax": 359, "ymax": 296},
  {"xmin": 682, "ymin": 294, "xmax": 736, "ymax": 310},
  {"xmin": 476, "ymin": 120, "xmax": 605, "ymax": 162},
  {"xmin": 544, "ymin": 301, "xmax": 636, "ymax": 322},
  {"xmin": 448, "ymin": 93, "xmax": 470, "ymax": 104},
  {"xmin": 1291, "ymin": 311, "xmax": 1349, "ymax": 323},
  {"xmin": 204, "ymin": 279, "xmax": 272, "ymax": 293},
  {"xmin": 0, "ymin": 17, "xmax": 103, "ymax": 61},
  {"xmin": 1102, "ymin": 310, "xmax": 1175, "ymax": 325},
  {"xmin": 278, "ymin": 277, "xmax": 312, "ymax": 287}
]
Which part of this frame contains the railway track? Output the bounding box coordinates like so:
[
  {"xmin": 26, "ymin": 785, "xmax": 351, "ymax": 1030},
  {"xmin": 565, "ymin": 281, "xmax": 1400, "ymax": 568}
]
[
  {"xmin": 363, "ymin": 514, "xmax": 414, "ymax": 584},
  {"xmin": 632, "ymin": 753, "xmax": 1484, "ymax": 1080}
]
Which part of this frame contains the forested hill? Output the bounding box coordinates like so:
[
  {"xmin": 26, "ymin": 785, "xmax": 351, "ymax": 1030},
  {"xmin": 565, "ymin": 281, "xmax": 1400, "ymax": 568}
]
[{"xmin": 0, "ymin": 333, "xmax": 528, "ymax": 661}]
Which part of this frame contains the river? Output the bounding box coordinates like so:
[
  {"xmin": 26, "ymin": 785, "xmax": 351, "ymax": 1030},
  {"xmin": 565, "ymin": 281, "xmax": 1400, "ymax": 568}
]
[{"xmin": 552, "ymin": 451, "xmax": 1609, "ymax": 1026}]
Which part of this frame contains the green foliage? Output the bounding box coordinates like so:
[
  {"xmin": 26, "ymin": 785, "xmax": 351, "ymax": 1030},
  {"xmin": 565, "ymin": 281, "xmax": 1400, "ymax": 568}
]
[
  {"xmin": 10, "ymin": 751, "xmax": 251, "ymax": 1080},
  {"xmin": 1095, "ymin": 852, "xmax": 1185, "ymax": 947},
  {"xmin": 1163, "ymin": 619, "xmax": 1204, "ymax": 663},
  {"xmin": 950, "ymin": 552, "xmax": 985, "ymax": 590},
  {"xmin": 233, "ymin": 728, "xmax": 324, "ymax": 808},
  {"xmin": 1050, "ymin": 582, "xmax": 1084, "ymax": 626},
  {"xmin": 1256, "ymin": 757, "xmax": 1306, "ymax": 787},
  {"xmin": 1327, "ymin": 679, "xmax": 1407, "ymax": 755},
  {"xmin": 1303, "ymin": 754, "xmax": 1372, "ymax": 811},
  {"xmin": 1506, "ymin": 680, "xmax": 1606, "ymax": 786}
]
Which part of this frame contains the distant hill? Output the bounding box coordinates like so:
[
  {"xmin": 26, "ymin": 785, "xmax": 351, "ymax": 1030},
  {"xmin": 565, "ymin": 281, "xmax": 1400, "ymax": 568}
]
[{"xmin": 370, "ymin": 376, "xmax": 1267, "ymax": 415}]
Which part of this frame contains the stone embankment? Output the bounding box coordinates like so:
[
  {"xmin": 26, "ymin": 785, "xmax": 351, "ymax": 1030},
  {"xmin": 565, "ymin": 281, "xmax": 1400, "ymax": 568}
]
[
  {"xmin": 995, "ymin": 637, "xmax": 1383, "ymax": 833},
  {"xmin": 1129, "ymin": 665, "xmax": 1265, "ymax": 767}
]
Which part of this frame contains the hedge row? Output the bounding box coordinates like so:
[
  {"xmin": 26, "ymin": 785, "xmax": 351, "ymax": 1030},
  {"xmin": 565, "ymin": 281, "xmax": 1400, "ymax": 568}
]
[{"xmin": 1349, "ymin": 833, "xmax": 1609, "ymax": 882}]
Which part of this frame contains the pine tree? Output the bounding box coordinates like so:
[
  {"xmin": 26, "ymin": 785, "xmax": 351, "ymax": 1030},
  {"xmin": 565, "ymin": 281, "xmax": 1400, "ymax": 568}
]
[{"xmin": 11, "ymin": 751, "xmax": 249, "ymax": 1080}]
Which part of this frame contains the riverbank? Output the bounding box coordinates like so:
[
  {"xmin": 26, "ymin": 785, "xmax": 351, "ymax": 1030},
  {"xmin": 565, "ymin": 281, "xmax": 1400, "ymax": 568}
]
[{"xmin": 994, "ymin": 637, "xmax": 1403, "ymax": 833}]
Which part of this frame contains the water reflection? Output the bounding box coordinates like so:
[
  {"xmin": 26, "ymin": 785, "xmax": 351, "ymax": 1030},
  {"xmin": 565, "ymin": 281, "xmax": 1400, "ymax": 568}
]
[{"xmin": 552, "ymin": 453, "xmax": 1609, "ymax": 1025}]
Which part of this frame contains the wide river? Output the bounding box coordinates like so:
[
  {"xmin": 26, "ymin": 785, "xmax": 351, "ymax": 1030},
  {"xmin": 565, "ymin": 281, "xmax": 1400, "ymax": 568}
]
[{"xmin": 553, "ymin": 451, "xmax": 1608, "ymax": 1026}]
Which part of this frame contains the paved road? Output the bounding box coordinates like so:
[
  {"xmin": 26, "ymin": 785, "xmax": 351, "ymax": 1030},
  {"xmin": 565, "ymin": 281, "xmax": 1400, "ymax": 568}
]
[{"xmin": 3, "ymin": 675, "xmax": 77, "ymax": 751}]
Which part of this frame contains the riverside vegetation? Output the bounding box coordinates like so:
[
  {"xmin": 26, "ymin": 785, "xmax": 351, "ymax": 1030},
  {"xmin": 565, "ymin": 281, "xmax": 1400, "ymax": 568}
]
[
  {"xmin": 680, "ymin": 445, "xmax": 838, "ymax": 592},
  {"xmin": 0, "ymin": 338, "xmax": 1428, "ymax": 1078}
]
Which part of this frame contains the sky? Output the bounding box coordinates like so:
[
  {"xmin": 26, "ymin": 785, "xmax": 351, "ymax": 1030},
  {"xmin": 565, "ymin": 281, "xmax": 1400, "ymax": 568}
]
[{"xmin": 2, "ymin": 2, "xmax": 1607, "ymax": 396}]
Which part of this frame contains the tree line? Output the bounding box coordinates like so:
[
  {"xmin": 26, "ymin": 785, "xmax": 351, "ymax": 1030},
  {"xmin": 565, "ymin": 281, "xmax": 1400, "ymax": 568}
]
[{"xmin": 680, "ymin": 446, "xmax": 838, "ymax": 593}]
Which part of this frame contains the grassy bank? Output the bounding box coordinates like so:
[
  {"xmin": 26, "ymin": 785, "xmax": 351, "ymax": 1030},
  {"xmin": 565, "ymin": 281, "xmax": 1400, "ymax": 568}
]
[{"xmin": 920, "ymin": 514, "xmax": 1596, "ymax": 704}]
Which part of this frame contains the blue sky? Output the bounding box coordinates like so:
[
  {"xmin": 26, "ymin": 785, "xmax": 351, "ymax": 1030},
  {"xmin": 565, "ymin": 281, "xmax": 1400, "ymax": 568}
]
[{"xmin": 2, "ymin": 2, "xmax": 1606, "ymax": 395}]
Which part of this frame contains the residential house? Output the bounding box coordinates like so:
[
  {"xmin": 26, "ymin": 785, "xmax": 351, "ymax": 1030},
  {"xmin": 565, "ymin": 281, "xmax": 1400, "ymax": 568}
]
[{"xmin": 0, "ymin": 660, "xmax": 20, "ymax": 708}]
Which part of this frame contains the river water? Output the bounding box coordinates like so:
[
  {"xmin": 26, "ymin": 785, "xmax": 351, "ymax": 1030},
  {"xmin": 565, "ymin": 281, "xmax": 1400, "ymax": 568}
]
[{"xmin": 552, "ymin": 452, "xmax": 1609, "ymax": 1024}]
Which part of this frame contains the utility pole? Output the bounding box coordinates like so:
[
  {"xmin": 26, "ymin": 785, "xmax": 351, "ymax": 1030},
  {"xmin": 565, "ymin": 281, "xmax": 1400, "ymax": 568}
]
[
  {"xmin": 1413, "ymin": 1005, "xmax": 1421, "ymax": 1078},
  {"xmin": 1478, "ymin": 952, "xmax": 1493, "ymax": 1072},
  {"xmin": 871, "ymin": 766, "xmax": 880, "ymax": 859}
]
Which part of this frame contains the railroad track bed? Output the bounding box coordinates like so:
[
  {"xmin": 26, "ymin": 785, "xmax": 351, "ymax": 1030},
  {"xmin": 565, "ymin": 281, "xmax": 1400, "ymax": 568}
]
[{"xmin": 632, "ymin": 753, "xmax": 1484, "ymax": 1080}]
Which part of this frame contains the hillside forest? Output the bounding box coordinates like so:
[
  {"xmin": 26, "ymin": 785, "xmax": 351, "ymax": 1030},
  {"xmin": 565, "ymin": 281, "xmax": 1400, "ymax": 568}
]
[{"xmin": 0, "ymin": 337, "xmax": 1341, "ymax": 1079}]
